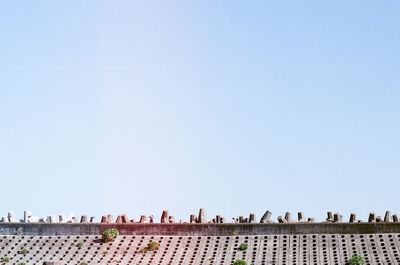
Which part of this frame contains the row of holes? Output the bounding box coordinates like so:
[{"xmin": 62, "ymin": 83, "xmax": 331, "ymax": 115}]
[{"xmin": 1, "ymin": 234, "xmax": 400, "ymax": 264}]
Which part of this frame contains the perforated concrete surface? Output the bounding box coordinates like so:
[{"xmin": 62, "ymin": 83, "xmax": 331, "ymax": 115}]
[{"xmin": 1, "ymin": 233, "xmax": 400, "ymax": 264}]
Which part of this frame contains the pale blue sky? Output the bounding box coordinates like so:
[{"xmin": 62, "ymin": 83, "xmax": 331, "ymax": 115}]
[{"xmin": 0, "ymin": 1, "xmax": 399, "ymax": 222}]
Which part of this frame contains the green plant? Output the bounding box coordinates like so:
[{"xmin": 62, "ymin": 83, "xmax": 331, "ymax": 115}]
[
  {"xmin": 101, "ymin": 228, "xmax": 119, "ymax": 242},
  {"xmin": 0, "ymin": 256, "xmax": 10, "ymax": 263},
  {"xmin": 18, "ymin": 248, "xmax": 29, "ymax": 256},
  {"xmin": 348, "ymin": 255, "xmax": 365, "ymax": 265},
  {"xmin": 238, "ymin": 243, "xmax": 248, "ymax": 251},
  {"xmin": 233, "ymin": 260, "xmax": 247, "ymax": 265},
  {"xmin": 147, "ymin": 241, "xmax": 160, "ymax": 251},
  {"xmin": 80, "ymin": 262, "xmax": 88, "ymax": 265},
  {"xmin": 76, "ymin": 241, "xmax": 84, "ymax": 248},
  {"xmin": 140, "ymin": 240, "xmax": 160, "ymax": 253},
  {"xmin": 17, "ymin": 263, "xmax": 26, "ymax": 265}
]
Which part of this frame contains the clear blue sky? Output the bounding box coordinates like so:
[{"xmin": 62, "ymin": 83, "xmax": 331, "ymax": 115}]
[{"xmin": 0, "ymin": 1, "xmax": 399, "ymax": 222}]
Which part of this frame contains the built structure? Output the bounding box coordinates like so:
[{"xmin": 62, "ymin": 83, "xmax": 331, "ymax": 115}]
[{"xmin": 0, "ymin": 209, "xmax": 398, "ymax": 264}]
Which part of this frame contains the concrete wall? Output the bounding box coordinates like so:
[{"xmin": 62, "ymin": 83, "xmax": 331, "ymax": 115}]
[{"xmin": 1, "ymin": 223, "xmax": 400, "ymax": 236}]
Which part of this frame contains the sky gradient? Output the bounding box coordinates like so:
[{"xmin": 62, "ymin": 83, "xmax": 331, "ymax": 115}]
[{"xmin": 0, "ymin": 1, "xmax": 399, "ymax": 222}]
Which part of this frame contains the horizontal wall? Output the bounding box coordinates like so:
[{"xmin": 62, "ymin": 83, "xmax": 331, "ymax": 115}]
[{"xmin": 1, "ymin": 223, "xmax": 400, "ymax": 236}]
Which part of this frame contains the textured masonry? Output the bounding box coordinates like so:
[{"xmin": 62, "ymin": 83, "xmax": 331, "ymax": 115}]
[
  {"xmin": 0, "ymin": 222, "xmax": 400, "ymax": 264},
  {"xmin": 1, "ymin": 210, "xmax": 400, "ymax": 264},
  {"xmin": 1, "ymin": 233, "xmax": 400, "ymax": 264}
]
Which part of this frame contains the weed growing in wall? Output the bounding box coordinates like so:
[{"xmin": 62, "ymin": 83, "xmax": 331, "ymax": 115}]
[
  {"xmin": 102, "ymin": 228, "xmax": 119, "ymax": 242},
  {"xmin": 238, "ymin": 243, "xmax": 248, "ymax": 251},
  {"xmin": 348, "ymin": 255, "xmax": 365, "ymax": 265}
]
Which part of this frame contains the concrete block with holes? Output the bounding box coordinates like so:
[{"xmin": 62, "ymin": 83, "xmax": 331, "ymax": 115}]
[{"xmin": 0, "ymin": 221, "xmax": 399, "ymax": 264}]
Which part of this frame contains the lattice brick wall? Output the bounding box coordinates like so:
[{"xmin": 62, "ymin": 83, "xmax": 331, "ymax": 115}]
[{"xmin": 0, "ymin": 234, "xmax": 400, "ymax": 265}]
